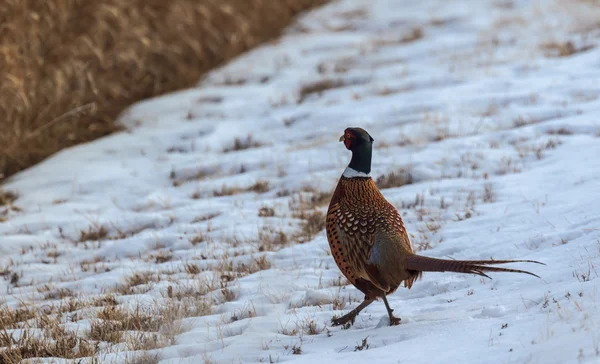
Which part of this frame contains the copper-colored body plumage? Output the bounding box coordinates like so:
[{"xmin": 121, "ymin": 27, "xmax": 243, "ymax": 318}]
[
  {"xmin": 327, "ymin": 177, "xmax": 420, "ymax": 297},
  {"xmin": 327, "ymin": 127, "xmax": 542, "ymax": 327}
]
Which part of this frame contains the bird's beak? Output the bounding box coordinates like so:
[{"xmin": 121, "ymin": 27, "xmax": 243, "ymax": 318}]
[{"xmin": 339, "ymin": 135, "xmax": 345, "ymax": 142}]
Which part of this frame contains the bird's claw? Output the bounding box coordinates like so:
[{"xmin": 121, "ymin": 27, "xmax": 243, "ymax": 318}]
[
  {"xmin": 389, "ymin": 316, "xmax": 401, "ymax": 326},
  {"xmin": 331, "ymin": 314, "xmax": 356, "ymax": 328}
]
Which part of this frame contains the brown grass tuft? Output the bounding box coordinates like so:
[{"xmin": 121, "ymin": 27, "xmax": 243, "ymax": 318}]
[
  {"xmin": 0, "ymin": 0, "xmax": 328, "ymax": 181},
  {"xmin": 0, "ymin": 304, "xmax": 37, "ymax": 330},
  {"xmin": 125, "ymin": 351, "xmax": 162, "ymax": 364},
  {"xmin": 0, "ymin": 190, "xmax": 20, "ymax": 221},
  {"xmin": 258, "ymin": 206, "xmax": 276, "ymax": 217},
  {"xmin": 258, "ymin": 227, "xmax": 290, "ymax": 251},
  {"xmin": 482, "ymin": 183, "xmax": 495, "ymax": 203},
  {"xmin": 0, "ymin": 327, "xmax": 96, "ymax": 362},
  {"xmin": 546, "ymin": 127, "xmax": 573, "ymax": 135},
  {"xmin": 297, "ymin": 210, "xmax": 325, "ymax": 243},
  {"xmin": 298, "ymin": 79, "xmax": 346, "ymax": 103},
  {"xmin": 542, "ymin": 41, "xmax": 594, "ymax": 57},
  {"xmin": 214, "ymin": 180, "xmax": 270, "ymax": 197},
  {"xmin": 79, "ymin": 224, "xmax": 108, "ymax": 242},
  {"xmin": 0, "ymin": 293, "xmax": 211, "ymax": 362},
  {"xmin": 117, "ymin": 271, "xmax": 156, "ymax": 294},
  {"xmin": 0, "ymin": 190, "xmax": 18, "ymax": 207},
  {"xmin": 372, "ymin": 27, "xmax": 423, "ymax": 47},
  {"xmin": 92, "ymin": 295, "xmax": 119, "ymax": 307},
  {"xmin": 223, "ymin": 135, "xmax": 264, "ymax": 153},
  {"xmin": 248, "ymin": 180, "xmax": 270, "ymax": 193},
  {"xmin": 375, "ymin": 168, "xmax": 413, "ymax": 189},
  {"xmin": 185, "ymin": 263, "xmax": 202, "ymax": 275},
  {"xmin": 301, "ymin": 187, "xmax": 331, "ymax": 208}
]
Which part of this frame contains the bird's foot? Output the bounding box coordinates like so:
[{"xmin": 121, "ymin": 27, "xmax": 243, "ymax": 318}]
[
  {"xmin": 331, "ymin": 312, "xmax": 356, "ymax": 328},
  {"xmin": 388, "ymin": 315, "xmax": 401, "ymax": 326}
]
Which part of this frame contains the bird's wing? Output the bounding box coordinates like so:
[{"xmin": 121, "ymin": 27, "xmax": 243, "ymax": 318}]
[
  {"xmin": 329, "ymin": 201, "xmax": 382, "ymax": 289},
  {"xmin": 367, "ymin": 228, "xmax": 419, "ymax": 291}
]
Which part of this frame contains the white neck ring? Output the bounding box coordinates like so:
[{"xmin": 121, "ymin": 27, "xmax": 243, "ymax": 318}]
[{"xmin": 342, "ymin": 166, "xmax": 370, "ymax": 178}]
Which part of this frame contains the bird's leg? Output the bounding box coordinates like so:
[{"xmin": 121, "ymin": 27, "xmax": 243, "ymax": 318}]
[
  {"xmin": 331, "ymin": 297, "xmax": 375, "ymax": 327},
  {"xmin": 381, "ymin": 295, "xmax": 401, "ymax": 326}
]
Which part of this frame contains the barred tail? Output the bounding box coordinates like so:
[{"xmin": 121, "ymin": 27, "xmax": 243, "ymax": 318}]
[{"xmin": 406, "ymin": 255, "xmax": 543, "ymax": 279}]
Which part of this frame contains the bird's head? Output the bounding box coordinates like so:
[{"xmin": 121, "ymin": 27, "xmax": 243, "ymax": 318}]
[
  {"xmin": 339, "ymin": 127, "xmax": 374, "ymax": 151},
  {"xmin": 339, "ymin": 127, "xmax": 374, "ymax": 176}
]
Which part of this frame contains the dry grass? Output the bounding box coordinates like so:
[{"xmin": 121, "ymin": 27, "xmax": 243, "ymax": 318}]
[
  {"xmin": 0, "ymin": 290, "xmax": 212, "ymax": 362},
  {"xmin": 0, "ymin": 190, "xmax": 18, "ymax": 206},
  {"xmin": 213, "ymin": 180, "xmax": 270, "ymax": 197},
  {"xmin": 116, "ymin": 271, "xmax": 156, "ymax": 295},
  {"xmin": 375, "ymin": 168, "xmax": 413, "ymax": 189},
  {"xmin": 258, "ymin": 226, "xmax": 291, "ymax": 251},
  {"xmin": 301, "ymin": 187, "xmax": 331, "ymax": 208},
  {"xmin": 258, "ymin": 206, "xmax": 276, "ymax": 217},
  {"xmin": 125, "ymin": 352, "xmax": 162, "ymax": 364},
  {"xmin": 0, "ymin": 327, "xmax": 98, "ymax": 363},
  {"xmin": 191, "ymin": 213, "xmax": 220, "ymax": 223},
  {"xmin": 482, "ymin": 183, "xmax": 496, "ymax": 203},
  {"xmin": 223, "ymin": 135, "xmax": 264, "ymax": 153},
  {"xmin": 190, "ymin": 232, "xmax": 206, "ymax": 245},
  {"xmin": 298, "ymin": 79, "xmax": 347, "ymax": 103},
  {"xmin": 0, "ymin": 189, "xmax": 19, "ymax": 221},
  {"xmin": 0, "ymin": 302, "xmax": 101, "ymax": 361},
  {"xmin": 546, "ymin": 127, "xmax": 573, "ymax": 135},
  {"xmin": 542, "ymin": 41, "xmax": 594, "ymax": 57},
  {"xmin": 354, "ymin": 336, "xmax": 370, "ymax": 351},
  {"xmin": 372, "ymin": 27, "xmax": 424, "ymax": 47},
  {"xmin": 285, "ymin": 189, "xmax": 330, "ymax": 243},
  {"xmin": 0, "ymin": 0, "xmax": 329, "ymax": 181},
  {"xmin": 248, "ymin": 180, "xmax": 271, "ymax": 193},
  {"xmin": 79, "ymin": 224, "xmax": 109, "ymax": 242},
  {"xmin": 296, "ymin": 210, "xmax": 325, "ymax": 243}
]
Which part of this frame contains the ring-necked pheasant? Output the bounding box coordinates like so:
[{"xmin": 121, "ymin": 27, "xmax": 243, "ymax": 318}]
[{"xmin": 326, "ymin": 127, "xmax": 542, "ymax": 326}]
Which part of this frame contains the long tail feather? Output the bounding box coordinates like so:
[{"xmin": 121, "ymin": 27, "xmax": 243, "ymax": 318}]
[{"xmin": 406, "ymin": 255, "xmax": 542, "ymax": 279}]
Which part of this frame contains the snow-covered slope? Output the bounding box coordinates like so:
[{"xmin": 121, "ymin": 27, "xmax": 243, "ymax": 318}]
[{"xmin": 2, "ymin": 0, "xmax": 600, "ymax": 363}]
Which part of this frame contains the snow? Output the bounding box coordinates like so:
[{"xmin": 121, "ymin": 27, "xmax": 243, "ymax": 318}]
[{"xmin": 2, "ymin": 0, "xmax": 600, "ymax": 363}]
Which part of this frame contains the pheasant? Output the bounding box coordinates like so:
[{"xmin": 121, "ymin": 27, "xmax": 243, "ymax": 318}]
[{"xmin": 326, "ymin": 127, "xmax": 542, "ymax": 326}]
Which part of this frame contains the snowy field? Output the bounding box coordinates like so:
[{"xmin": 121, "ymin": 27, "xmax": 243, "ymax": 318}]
[{"xmin": 2, "ymin": 0, "xmax": 600, "ymax": 363}]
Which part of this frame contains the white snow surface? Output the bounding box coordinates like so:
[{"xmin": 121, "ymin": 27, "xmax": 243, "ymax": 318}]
[{"xmin": 2, "ymin": 0, "xmax": 600, "ymax": 363}]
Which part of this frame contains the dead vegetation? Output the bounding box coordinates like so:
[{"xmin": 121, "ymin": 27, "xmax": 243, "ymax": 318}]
[
  {"xmin": 0, "ymin": 190, "xmax": 18, "ymax": 207},
  {"xmin": 288, "ymin": 190, "xmax": 329, "ymax": 243},
  {"xmin": 546, "ymin": 128, "xmax": 573, "ymax": 135},
  {"xmin": 0, "ymin": 0, "xmax": 329, "ymax": 181},
  {"xmin": 116, "ymin": 271, "xmax": 156, "ymax": 295},
  {"xmin": 302, "ymin": 187, "xmax": 331, "ymax": 208},
  {"xmin": 258, "ymin": 226, "xmax": 291, "ymax": 251},
  {"xmin": 0, "ymin": 283, "xmax": 214, "ymax": 362},
  {"xmin": 354, "ymin": 336, "xmax": 370, "ymax": 351},
  {"xmin": 0, "ymin": 326, "xmax": 99, "ymax": 363},
  {"xmin": 514, "ymin": 138, "xmax": 561, "ymax": 161},
  {"xmin": 296, "ymin": 210, "xmax": 326, "ymax": 242},
  {"xmin": 542, "ymin": 41, "xmax": 594, "ymax": 57},
  {"xmin": 258, "ymin": 206, "xmax": 276, "ymax": 217},
  {"xmin": 213, "ymin": 180, "xmax": 270, "ymax": 197},
  {"xmin": 79, "ymin": 224, "xmax": 109, "ymax": 242},
  {"xmin": 298, "ymin": 79, "xmax": 347, "ymax": 103},
  {"xmin": 171, "ymin": 168, "xmax": 212, "ymax": 187},
  {"xmin": 375, "ymin": 168, "xmax": 414, "ymax": 189},
  {"xmin": 223, "ymin": 135, "xmax": 264, "ymax": 153},
  {"xmin": 372, "ymin": 27, "xmax": 424, "ymax": 47},
  {"xmin": 192, "ymin": 213, "xmax": 220, "ymax": 223},
  {"xmin": 0, "ymin": 190, "xmax": 20, "ymax": 222},
  {"xmin": 190, "ymin": 232, "xmax": 206, "ymax": 245},
  {"xmin": 248, "ymin": 180, "xmax": 271, "ymax": 193},
  {"xmin": 482, "ymin": 183, "xmax": 495, "ymax": 203}
]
